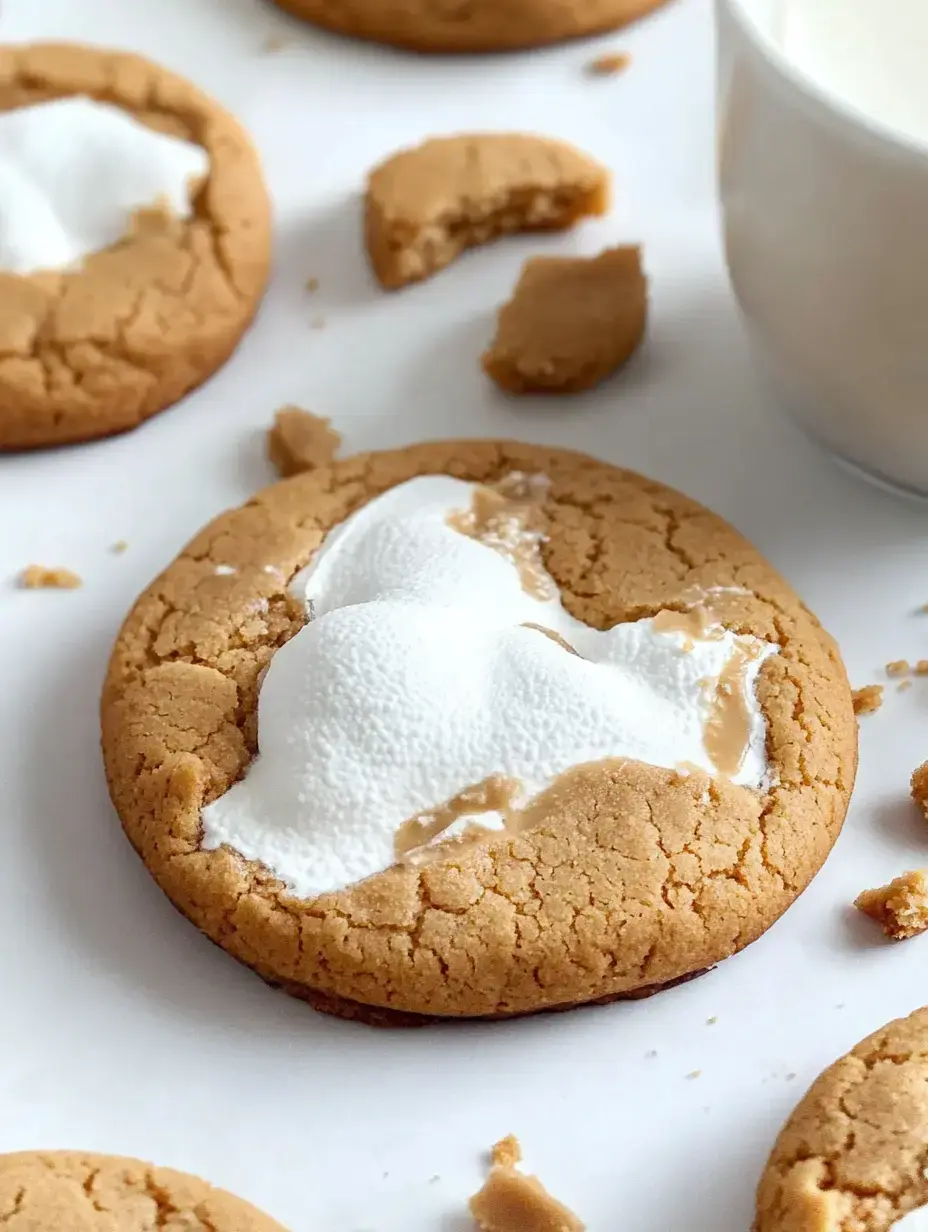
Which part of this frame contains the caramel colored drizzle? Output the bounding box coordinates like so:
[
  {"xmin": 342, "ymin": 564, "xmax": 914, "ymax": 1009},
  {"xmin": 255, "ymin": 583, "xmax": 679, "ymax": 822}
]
[
  {"xmin": 521, "ymin": 622, "xmax": 579, "ymax": 656},
  {"xmin": 703, "ymin": 644, "xmax": 762, "ymax": 778},
  {"xmin": 394, "ymin": 775, "xmax": 521, "ymax": 862},
  {"xmin": 447, "ymin": 473, "xmax": 555, "ymax": 600},
  {"xmin": 652, "ymin": 605, "xmax": 725, "ymax": 650}
]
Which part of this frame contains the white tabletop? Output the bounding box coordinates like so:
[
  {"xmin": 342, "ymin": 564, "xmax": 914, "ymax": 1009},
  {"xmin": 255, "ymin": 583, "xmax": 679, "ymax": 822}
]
[{"xmin": 2, "ymin": 1, "xmax": 927, "ymax": 1229}]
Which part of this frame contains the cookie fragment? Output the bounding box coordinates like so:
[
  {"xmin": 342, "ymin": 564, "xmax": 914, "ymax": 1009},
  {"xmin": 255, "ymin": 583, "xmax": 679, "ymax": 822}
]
[
  {"xmin": 268, "ymin": 406, "xmax": 341, "ymax": 477},
  {"xmin": 887, "ymin": 659, "xmax": 911, "ymax": 677},
  {"xmin": 587, "ymin": 51, "xmax": 632, "ymax": 75},
  {"xmin": 18, "ymin": 564, "xmax": 82, "ymax": 589},
  {"xmin": 365, "ymin": 134, "xmax": 609, "ymax": 290},
  {"xmin": 855, "ymin": 870, "xmax": 928, "ymax": 939},
  {"xmin": 912, "ymin": 762, "xmax": 928, "ymax": 819},
  {"xmin": 852, "ymin": 684, "xmax": 883, "ymax": 715},
  {"xmin": 470, "ymin": 1138, "xmax": 583, "ymax": 1232},
  {"xmin": 483, "ymin": 247, "xmax": 647, "ymax": 395}
]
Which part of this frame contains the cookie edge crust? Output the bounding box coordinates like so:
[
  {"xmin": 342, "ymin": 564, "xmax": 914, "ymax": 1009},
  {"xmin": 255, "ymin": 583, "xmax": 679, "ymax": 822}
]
[
  {"xmin": 267, "ymin": 0, "xmax": 672, "ymax": 53},
  {"xmin": 0, "ymin": 41, "xmax": 272, "ymax": 451},
  {"xmin": 101, "ymin": 439, "xmax": 858, "ymax": 1021}
]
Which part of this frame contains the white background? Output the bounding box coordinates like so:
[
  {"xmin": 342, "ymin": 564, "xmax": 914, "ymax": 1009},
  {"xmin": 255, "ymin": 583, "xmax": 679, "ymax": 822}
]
[{"xmin": 1, "ymin": 1, "xmax": 928, "ymax": 1229}]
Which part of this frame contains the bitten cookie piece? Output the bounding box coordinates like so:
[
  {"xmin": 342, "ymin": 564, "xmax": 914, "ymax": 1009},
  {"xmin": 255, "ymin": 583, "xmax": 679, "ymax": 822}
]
[
  {"xmin": 267, "ymin": 0, "xmax": 672, "ymax": 53},
  {"xmin": 102, "ymin": 439, "xmax": 856, "ymax": 1025},
  {"xmin": 482, "ymin": 247, "xmax": 647, "ymax": 394},
  {"xmin": 0, "ymin": 1151, "xmax": 289, "ymax": 1231},
  {"xmin": 0, "ymin": 42, "xmax": 271, "ymax": 450},
  {"xmin": 365, "ymin": 134, "xmax": 609, "ymax": 290},
  {"xmin": 470, "ymin": 1137, "xmax": 584, "ymax": 1232},
  {"xmin": 755, "ymin": 1007, "xmax": 928, "ymax": 1231}
]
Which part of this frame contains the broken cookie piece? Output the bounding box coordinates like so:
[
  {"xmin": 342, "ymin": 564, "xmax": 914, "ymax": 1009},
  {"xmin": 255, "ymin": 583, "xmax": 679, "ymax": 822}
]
[
  {"xmin": 911, "ymin": 762, "xmax": 928, "ymax": 820},
  {"xmin": 852, "ymin": 685, "xmax": 884, "ymax": 716},
  {"xmin": 18, "ymin": 564, "xmax": 82, "ymax": 590},
  {"xmin": 365, "ymin": 133, "xmax": 609, "ymax": 290},
  {"xmin": 587, "ymin": 51, "xmax": 632, "ymax": 75},
  {"xmin": 855, "ymin": 871, "xmax": 928, "ymax": 940},
  {"xmin": 470, "ymin": 1137, "xmax": 584, "ymax": 1232},
  {"xmin": 483, "ymin": 246, "xmax": 647, "ymax": 395},
  {"xmin": 267, "ymin": 406, "xmax": 341, "ymax": 477}
]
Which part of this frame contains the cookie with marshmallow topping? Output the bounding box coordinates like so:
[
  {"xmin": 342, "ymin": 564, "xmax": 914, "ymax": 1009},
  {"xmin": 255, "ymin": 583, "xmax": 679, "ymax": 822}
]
[
  {"xmin": 0, "ymin": 42, "xmax": 270, "ymax": 449},
  {"xmin": 102, "ymin": 440, "xmax": 857, "ymax": 1023}
]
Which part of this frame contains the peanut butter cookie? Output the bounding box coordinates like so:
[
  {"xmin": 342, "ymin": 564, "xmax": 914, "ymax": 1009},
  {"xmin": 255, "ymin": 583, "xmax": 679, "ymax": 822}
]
[
  {"xmin": 754, "ymin": 1007, "xmax": 928, "ymax": 1232},
  {"xmin": 483, "ymin": 246, "xmax": 647, "ymax": 394},
  {"xmin": 0, "ymin": 43, "xmax": 271, "ymax": 450},
  {"xmin": 102, "ymin": 440, "xmax": 856, "ymax": 1024},
  {"xmin": 267, "ymin": 0, "xmax": 672, "ymax": 53},
  {"xmin": 365, "ymin": 134, "xmax": 608, "ymax": 290},
  {"xmin": 0, "ymin": 1151, "xmax": 288, "ymax": 1231}
]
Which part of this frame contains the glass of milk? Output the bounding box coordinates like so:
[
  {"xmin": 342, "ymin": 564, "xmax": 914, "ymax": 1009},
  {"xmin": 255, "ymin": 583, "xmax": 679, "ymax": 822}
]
[{"xmin": 717, "ymin": 0, "xmax": 928, "ymax": 495}]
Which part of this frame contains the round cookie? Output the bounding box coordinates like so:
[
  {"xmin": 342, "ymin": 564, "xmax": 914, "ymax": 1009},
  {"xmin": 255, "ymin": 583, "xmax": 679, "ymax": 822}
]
[
  {"xmin": 267, "ymin": 0, "xmax": 673, "ymax": 54},
  {"xmin": 101, "ymin": 440, "xmax": 857, "ymax": 1023},
  {"xmin": 0, "ymin": 43, "xmax": 271, "ymax": 450},
  {"xmin": 755, "ymin": 1007, "xmax": 928, "ymax": 1232},
  {"xmin": 0, "ymin": 1151, "xmax": 288, "ymax": 1231}
]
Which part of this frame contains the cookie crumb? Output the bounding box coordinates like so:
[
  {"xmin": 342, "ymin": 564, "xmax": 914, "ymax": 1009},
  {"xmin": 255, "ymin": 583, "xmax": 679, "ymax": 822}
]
[
  {"xmin": 855, "ymin": 870, "xmax": 928, "ymax": 940},
  {"xmin": 268, "ymin": 406, "xmax": 341, "ymax": 478},
  {"xmin": 110, "ymin": 540, "xmax": 128, "ymax": 555},
  {"xmin": 887, "ymin": 659, "xmax": 911, "ymax": 677},
  {"xmin": 483, "ymin": 246, "xmax": 647, "ymax": 395},
  {"xmin": 587, "ymin": 51, "xmax": 632, "ymax": 75},
  {"xmin": 365, "ymin": 133, "xmax": 609, "ymax": 290},
  {"xmin": 899, "ymin": 679, "xmax": 914, "ymax": 693},
  {"xmin": 305, "ymin": 277, "xmax": 320, "ymax": 292},
  {"xmin": 470, "ymin": 1138, "xmax": 583, "ymax": 1232},
  {"xmin": 18, "ymin": 564, "xmax": 82, "ymax": 590},
  {"xmin": 686, "ymin": 1070, "xmax": 702, "ymax": 1080},
  {"xmin": 262, "ymin": 34, "xmax": 293, "ymax": 51},
  {"xmin": 706, "ymin": 1016, "xmax": 718, "ymax": 1025},
  {"xmin": 915, "ymin": 660, "xmax": 928, "ymax": 676},
  {"xmin": 492, "ymin": 1136, "xmax": 523, "ymax": 1168},
  {"xmin": 852, "ymin": 684, "xmax": 884, "ymax": 715},
  {"xmin": 310, "ymin": 316, "xmax": 326, "ymax": 330},
  {"xmin": 911, "ymin": 762, "xmax": 928, "ymax": 819}
]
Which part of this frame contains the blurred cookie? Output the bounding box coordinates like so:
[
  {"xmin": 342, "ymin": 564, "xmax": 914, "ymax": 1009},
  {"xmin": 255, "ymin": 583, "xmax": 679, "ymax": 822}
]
[
  {"xmin": 755, "ymin": 1007, "xmax": 928, "ymax": 1231},
  {"xmin": 0, "ymin": 42, "xmax": 271, "ymax": 450},
  {"xmin": 268, "ymin": 0, "xmax": 672, "ymax": 53},
  {"xmin": 0, "ymin": 1151, "xmax": 287, "ymax": 1231}
]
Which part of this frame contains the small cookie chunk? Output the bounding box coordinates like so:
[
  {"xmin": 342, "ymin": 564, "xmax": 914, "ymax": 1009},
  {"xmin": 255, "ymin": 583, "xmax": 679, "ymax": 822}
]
[
  {"xmin": 482, "ymin": 247, "xmax": 647, "ymax": 394},
  {"xmin": 912, "ymin": 762, "xmax": 928, "ymax": 819},
  {"xmin": 267, "ymin": 0, "xmax": 672, "ymax": 53},
  {"xmin": 471, "ymin": 1141, "xmax": 583, "ymax": 1232},
  {"xmin": 103, "ymin": 440, "xmax": 856, "ymax": 1024},
  {"xmin": 755, "ymin": 1007, "xmax": 928, "ymax": 1231},
  {"xmin": 887, "ymin": 660, "xmax": 911, "ymax": 677},
  {"xmin": 587, "ymin": 51, "xmax": 632, "ymax": 74},
  {"xmin": 268, "ymin": 406, "xmax": 341, "ymax": 477},
  {"xmin": 852, "ymin": 684, "xmax": 884, "ymax": 715},
  {"xmin": 18, "ymin": 564, "xmax": 82, "ymax": 589},
  {"xmin": 365, "ymin": 134, "xmax": 609, "ymax": 290},
  {"xmin": 0, "ymin": 42, "xmax": 271, "ymax": 450},
  {"xmin": 0, "ymin": 1151, "xmax": 288, "ymax": 1231},
  {"xmin": 855, "ymin": 870, "xmax": 928, "ymax": 939}
]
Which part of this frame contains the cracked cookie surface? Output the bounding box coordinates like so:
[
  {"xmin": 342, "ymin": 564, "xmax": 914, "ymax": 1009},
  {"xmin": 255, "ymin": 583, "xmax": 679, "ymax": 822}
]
[
  {"xmin": 755, "ymin": 1007, "xmax": 928, "ymax": 1232},
  {"xmin": 101, "ymin": 440, "xmax": 857, "ymax": 1022},
  {"xmin": 0, "ymin": 1151, "xmax": 287, "ymax": 1230},
  {"xmin": 0, "ymin": 43, "xmax": 271, "ymax": 450},
  {"xmin": 267, "ymin": 0, "xmax": 673, "ymax": 53}
]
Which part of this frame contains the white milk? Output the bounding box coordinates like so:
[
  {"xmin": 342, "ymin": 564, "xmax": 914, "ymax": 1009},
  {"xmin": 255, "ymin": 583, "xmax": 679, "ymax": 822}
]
[{"xmin": 779, "ymin": 0, "xmax": 928, "ymax": 146}]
